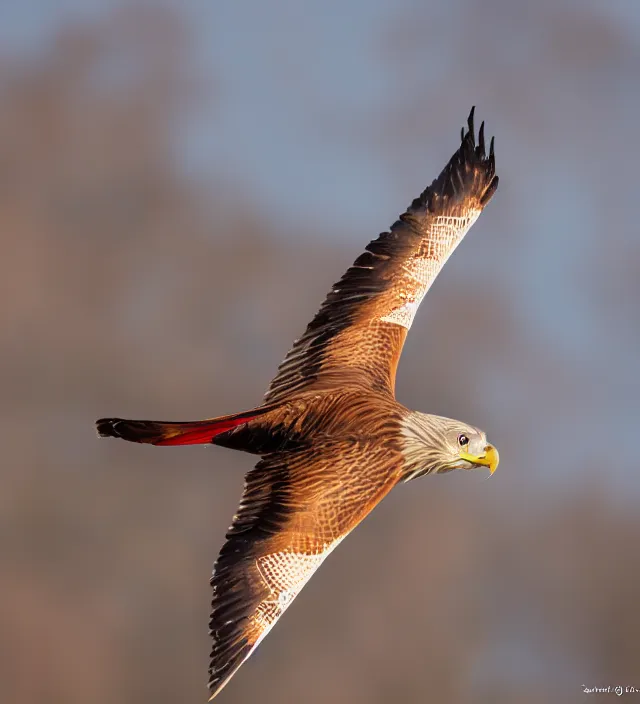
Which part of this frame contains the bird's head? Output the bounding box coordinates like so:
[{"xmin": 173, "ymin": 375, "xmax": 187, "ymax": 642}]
[{"xmin": 401, "ymin": 411, "xmax": 499, "ymax": 481}]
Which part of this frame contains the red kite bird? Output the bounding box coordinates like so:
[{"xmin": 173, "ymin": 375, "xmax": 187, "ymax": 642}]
[{"xmin": 97, "ymin": 107, "xmax": 499, "ymax": 700}]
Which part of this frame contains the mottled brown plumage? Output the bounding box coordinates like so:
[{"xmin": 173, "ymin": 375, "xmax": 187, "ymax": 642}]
[{"xmin": 97, "ymin": 107, "xmax": 500, "ymax": 700}]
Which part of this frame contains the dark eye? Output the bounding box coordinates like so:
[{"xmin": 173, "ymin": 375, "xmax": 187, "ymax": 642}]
[{"xmin": 458, "ymin": 434, "xmax": 469, "ymax": 447}]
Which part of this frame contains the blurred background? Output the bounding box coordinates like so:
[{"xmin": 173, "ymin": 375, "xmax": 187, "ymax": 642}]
[{"xmin": 1, "ymin": 1, "xmax": 639, "ymax": 703}]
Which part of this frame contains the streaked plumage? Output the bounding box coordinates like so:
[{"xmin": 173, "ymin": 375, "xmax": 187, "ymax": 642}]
[{"xmin": 97, "ymin": 107, "xmax": 500, "ymax": 700}]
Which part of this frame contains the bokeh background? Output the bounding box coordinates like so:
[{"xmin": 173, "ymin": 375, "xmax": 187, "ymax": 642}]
[{"xmin": 2, "ymin": 2, "xmax": 639, "ymax": 703}]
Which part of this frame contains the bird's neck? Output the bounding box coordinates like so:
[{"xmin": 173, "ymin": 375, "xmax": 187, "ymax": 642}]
[{"xmin": 399, "ymin": 412, "xmax": 443, "ymax": 482}]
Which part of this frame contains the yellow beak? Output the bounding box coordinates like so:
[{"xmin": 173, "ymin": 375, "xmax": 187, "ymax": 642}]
[{"xmin": 459, "ymin": 444, "xmax": 499, "ymax": 475}]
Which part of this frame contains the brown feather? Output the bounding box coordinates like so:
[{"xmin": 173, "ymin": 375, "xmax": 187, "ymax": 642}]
[{"xmin": 265, "ymin": 107, "xmax": 497, "ymax": 404}]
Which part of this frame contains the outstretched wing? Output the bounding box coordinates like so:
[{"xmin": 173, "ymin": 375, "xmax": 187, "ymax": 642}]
[
  {"xmin": 265, "ymin": 107, "xmax": 498, "ymax": 403},
  {"xmin": 207, "ymin": 439, "xmax": 399, "ymax": 700}
]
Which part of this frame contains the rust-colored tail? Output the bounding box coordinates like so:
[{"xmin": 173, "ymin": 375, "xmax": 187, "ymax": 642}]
[{"xmin": 96, "ymin": 406, "xmax": 270, "ymax": 446}]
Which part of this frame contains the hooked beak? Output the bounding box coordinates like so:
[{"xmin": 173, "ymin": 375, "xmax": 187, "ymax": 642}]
[{"xmin": 459, "ymin": 444, "xmax": 499, "ymax": 475}]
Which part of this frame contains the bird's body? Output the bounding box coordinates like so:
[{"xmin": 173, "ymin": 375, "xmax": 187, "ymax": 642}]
[{"xmin": 97, "ymin": 108, "xmax": 500, "ymax": 700}]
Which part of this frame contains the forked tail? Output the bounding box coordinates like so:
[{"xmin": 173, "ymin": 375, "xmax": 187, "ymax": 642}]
[{"xmin": 96, "ymin": 406, "xmax": 271, "ymax": 447}]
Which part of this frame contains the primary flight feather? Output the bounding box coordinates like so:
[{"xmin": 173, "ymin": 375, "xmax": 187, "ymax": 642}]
[{"xmin": 97, "ymin": 107, "xmax": 500, "ymax": 700}]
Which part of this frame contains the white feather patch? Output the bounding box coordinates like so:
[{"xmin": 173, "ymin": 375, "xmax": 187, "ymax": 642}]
[
  {"xmin": 252, "ymin": 539, "xmax": 344, "ymax": 633},
  {"xmin": 380, "ymin": 212, "xmax": 480, "ymax": 330}
]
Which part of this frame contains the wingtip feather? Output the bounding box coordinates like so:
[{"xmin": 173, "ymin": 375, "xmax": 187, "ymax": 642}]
[
  {"xmin": 420, "ymin": 106, "xmax": 499, "ymax": 212},
  {"xmin": 467, "ymin": 106, "xmax": 476, "ymax": 137}
]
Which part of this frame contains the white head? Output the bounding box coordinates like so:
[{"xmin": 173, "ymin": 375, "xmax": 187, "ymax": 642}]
[{"xmin": 400, "ymin": 411, "xmax": 499, "ymax": 481}]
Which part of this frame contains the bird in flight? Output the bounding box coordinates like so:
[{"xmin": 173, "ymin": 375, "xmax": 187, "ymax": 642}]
[{"xmin": 97, "ymin": 107, "xmax": 499, "ymax": 700}]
